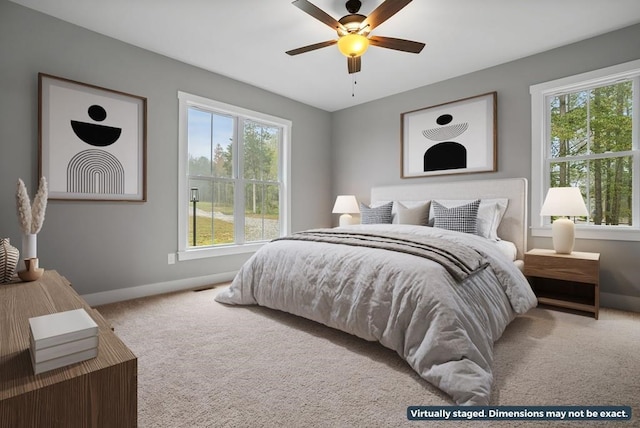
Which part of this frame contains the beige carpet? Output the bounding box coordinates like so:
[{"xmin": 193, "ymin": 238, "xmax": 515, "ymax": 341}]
[{"xmin": 97, "ymin": 285, "xmax": 640, "ymax": 428}]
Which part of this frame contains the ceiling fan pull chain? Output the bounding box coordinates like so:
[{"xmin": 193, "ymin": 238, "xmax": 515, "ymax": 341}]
[{"xmin": 351, "ymin": 74, "xmax": 357, "ymax": 97}]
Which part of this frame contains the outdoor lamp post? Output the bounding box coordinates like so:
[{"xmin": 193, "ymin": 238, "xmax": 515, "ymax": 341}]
[{"xmin": 190, "ymin": 188, "xmax": 199, "ymax": 247}]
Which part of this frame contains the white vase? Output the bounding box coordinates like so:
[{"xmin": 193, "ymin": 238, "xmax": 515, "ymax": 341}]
[{"xmin": 22, "ymin": 233, "xmax": 37, "ymax": 260}]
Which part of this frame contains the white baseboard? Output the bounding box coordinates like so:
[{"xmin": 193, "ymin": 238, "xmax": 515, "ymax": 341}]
[
  {"xmin": 601, "ymin": 292, "xmax": 640, "ymax": 313},
  {"xmin": 81, "ymin": 272, "xmax": 640, "ymax": 314},
  {"xmin": 82, "ymin": 271, "xmax": 237, "ymax": 307}
]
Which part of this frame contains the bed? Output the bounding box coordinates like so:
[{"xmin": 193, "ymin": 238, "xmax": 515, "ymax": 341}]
[{"xmin": 215, "ymin": 177, "xmax": 537, "ymax": 405}]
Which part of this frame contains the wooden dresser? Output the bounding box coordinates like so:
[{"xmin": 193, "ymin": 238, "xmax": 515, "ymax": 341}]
[{"xmin": 0, "ymin": 270, "xmax": 137, "ymax": 427}]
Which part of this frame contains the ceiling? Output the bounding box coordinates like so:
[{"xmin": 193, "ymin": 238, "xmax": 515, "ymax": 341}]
[{"xmin": 10, "ymin": 0, "xmax": 640, "ymax": 112}]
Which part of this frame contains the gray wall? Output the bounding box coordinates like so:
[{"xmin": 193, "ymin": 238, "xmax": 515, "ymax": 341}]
[
  {"xmin": 331, "ymin": 24, "xmax": 640, "ymax": 310},
  {"xmin": 0, "ymin": 1, "xmax": 332, "ymax": 296},
  {"xmin": 2, "ymin": 0, "xmax": 639, "ymax": 310}
]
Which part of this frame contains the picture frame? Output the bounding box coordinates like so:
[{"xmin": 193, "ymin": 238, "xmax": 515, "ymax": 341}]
[
  {"xmin": 401, "ymin": 92, "xmax": 497, "ymax": 178},
  {"xmin": 38, "ymin": 73, "xmax": 147, "ymax": 201}
]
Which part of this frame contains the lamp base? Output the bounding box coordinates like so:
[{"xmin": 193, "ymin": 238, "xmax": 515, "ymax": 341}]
[
  {"xmin": 551, "ymin": 217, "xmax": 575, "ymax": 254},
  {"xmin": 339, "ymin": 214, "xmax": 354, "ymax": 227}
]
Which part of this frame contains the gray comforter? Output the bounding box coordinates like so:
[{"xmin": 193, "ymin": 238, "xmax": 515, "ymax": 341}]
[{"xmin": 215, "ymin": 224, "xmax": 537, "ymax": 405}]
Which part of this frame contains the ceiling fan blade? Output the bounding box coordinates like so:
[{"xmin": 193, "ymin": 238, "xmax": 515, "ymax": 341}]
[
  {"xmin": 347, "ymin": 56, "xmax": 361, "ymax": 74},
  {"xmin": 369, "ymin": 36, "xmax": 425, "ymax": 53},
  {"xmin": 292, "ymin": 0, "xmax": 346, "ymax": 32},
  {"xmin": 286, "ymin": 40, "xmax": 337, "ymax": 56},
  {"xmin": 361, "ymin": 0, "xmax": 412, "ymax": 31}
]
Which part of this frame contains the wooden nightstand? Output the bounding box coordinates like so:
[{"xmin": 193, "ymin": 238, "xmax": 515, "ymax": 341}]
[{"xmin": 524, "ymin": 249, "xmax": 600, "ymax": 319}]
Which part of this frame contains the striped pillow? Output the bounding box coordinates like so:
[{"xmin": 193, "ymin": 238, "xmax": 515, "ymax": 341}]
[
  {"xmin": 360, "ymin": 202, "xmax": 393, "ymax": 224},
  {"xmin": 432, "ymin": 199, "xmax": 480, "ymax": 234}
]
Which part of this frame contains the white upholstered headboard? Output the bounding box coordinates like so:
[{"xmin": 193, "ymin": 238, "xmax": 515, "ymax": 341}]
[{"xmin": 371, "ymin": 177, "xmax": 528, "ymax": 260}]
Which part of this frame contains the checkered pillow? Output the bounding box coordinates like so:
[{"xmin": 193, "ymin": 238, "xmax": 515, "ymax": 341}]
[
  {"xmin": 360, "ymin": 202, "xmax": 393, "ymax": 224},
  {"xmin": 432, "ymin": 199, "xmax": 480, "ymax": 234}
]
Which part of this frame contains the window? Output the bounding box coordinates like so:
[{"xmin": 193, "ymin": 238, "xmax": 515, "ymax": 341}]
[
  {"xmin": 177, "ymin": 92, "xmax": 291, "ymax": 260},
  {"xmin": 530, "ymin": 59, "xmax": 640, "ymax": 241}
]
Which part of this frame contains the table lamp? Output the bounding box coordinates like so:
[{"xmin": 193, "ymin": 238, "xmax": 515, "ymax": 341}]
[
  {"xmin": 540, "ymin": 187, "xmax": 588, "ymax": 254},
  {"xmin": 332, "ymin": 195, "xmax": 360, "ymax": 226}
]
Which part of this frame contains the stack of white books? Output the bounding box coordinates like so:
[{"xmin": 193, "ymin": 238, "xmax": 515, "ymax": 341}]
[{"xmin": 29, "ymin": 308, "xmax": 99, "ymax": 375}]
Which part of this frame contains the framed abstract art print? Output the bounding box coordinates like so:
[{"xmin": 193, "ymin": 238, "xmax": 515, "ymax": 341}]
[
  {"xmin": 401, "ymin": 92, "xmax": 497, "ymax": 178},
  {"xmin": 38, "ymin": 73, "xmax": 147, "ymax": 201}
]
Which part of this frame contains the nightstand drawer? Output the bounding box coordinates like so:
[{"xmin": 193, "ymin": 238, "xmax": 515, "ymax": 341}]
[{"xmin": 524, "ymin": 253, "xmax": 599, "ymax": 284}]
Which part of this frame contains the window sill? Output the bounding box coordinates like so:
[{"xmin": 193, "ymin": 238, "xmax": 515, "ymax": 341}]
[
  {"xmin": 177, "ymin": 242, "xmax": 266, "ymax": 261},
  {"xmin": 531, "ymin": 226, "xmax": 640, "ymax": 242}
]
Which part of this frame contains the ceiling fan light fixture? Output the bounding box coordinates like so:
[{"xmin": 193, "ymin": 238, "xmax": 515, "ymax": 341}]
[{"xmin": 337, "ymin": 33, "xmax": 369, "ymax": 58}]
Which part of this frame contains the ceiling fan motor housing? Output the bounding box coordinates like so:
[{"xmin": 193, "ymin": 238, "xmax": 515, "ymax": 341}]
[{"xmin": 345, "ymin": 0, "xmax": 362, "ymax": 14}]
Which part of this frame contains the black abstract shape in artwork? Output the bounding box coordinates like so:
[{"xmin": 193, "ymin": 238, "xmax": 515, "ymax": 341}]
[
  {"xmin": 423, "ymin": 142, "xmax": 467, "ymax": 171},
  {"xmin": 422, "ymin": 113, "xmax": 469, "ymax": 172},
  {"xmin": 67, "ymin": 149, "xmax": 125, "ymax": 194},
  {"xmin": 70, "ymin": 104, "xmax": 122, "ymax": 147},
  {"xmin": 436, "ymin": 114, "xmax": 453, "ymax": 125},
  {"xmin": 88, "ymin": 104, "xmax": 107, "ymax": 121}
]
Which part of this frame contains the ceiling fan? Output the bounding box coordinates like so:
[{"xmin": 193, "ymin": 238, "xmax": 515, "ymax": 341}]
[{"xmin": 286, "ymin": 0, "xmax": 425, "ymax": 74}]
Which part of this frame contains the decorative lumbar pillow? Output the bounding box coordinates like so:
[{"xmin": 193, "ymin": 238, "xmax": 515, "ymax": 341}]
[
  {"xmin": 396, "ymin": 202, "xmax": 430, "ymax": 225},
  {"xmin": 432, "ymin": 199, "xmax": 480, "ymax": 234},
  {"xmin": 360, "ymin": 201, "xmax": 393, "ymax": 224}
]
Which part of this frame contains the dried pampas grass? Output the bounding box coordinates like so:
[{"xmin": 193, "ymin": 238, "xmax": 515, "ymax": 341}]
[
  {"xmin": 30, "ymin": 177, "xmax": 48, "ymax": 234},
  {"xmin": 16, "ymin": 177, "xmax": 48, "ymax": 234},
  {"xmin": 16, "ymin": 179, "xmax": 32, "ymax": 234}
]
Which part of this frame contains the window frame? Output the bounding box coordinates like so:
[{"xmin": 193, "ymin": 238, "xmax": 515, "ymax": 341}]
[
  {"xmin": 177, "ymin": 91, "xmax": 291, "ymax": 260},
  {"xmin": 530, "ymin": 59, "xmax": 640, "ymax": 241}
]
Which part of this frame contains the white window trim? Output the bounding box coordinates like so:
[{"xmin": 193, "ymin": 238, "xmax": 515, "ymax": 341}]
[
  {"xmin": 176, "ymin": 91, "xmax": 292, "ymax": 260},
  {"xmin": 530, "ymin": 59, "xmax": 640, "ymax": 242}
]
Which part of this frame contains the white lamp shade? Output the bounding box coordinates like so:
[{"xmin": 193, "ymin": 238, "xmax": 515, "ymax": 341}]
[
  {"xmin": 540, "ymin": 187, "xmax": 588, "ymax": 217},
  {"xmin": 332, "ymin": 195, "xmax": 360, "ymax": 214},
  {"xmin": 540, "ymin": 187, "xmax": 588, "ymax": 254}
]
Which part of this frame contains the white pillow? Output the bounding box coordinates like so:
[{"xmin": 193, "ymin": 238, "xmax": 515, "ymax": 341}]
[
  {"xmin": 429, "ymin": 198, "xmax": 508, "ymax": 240},
  {"xmin": 396, "ymin": 202, "xmax": 430, "ymax": 225}
]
